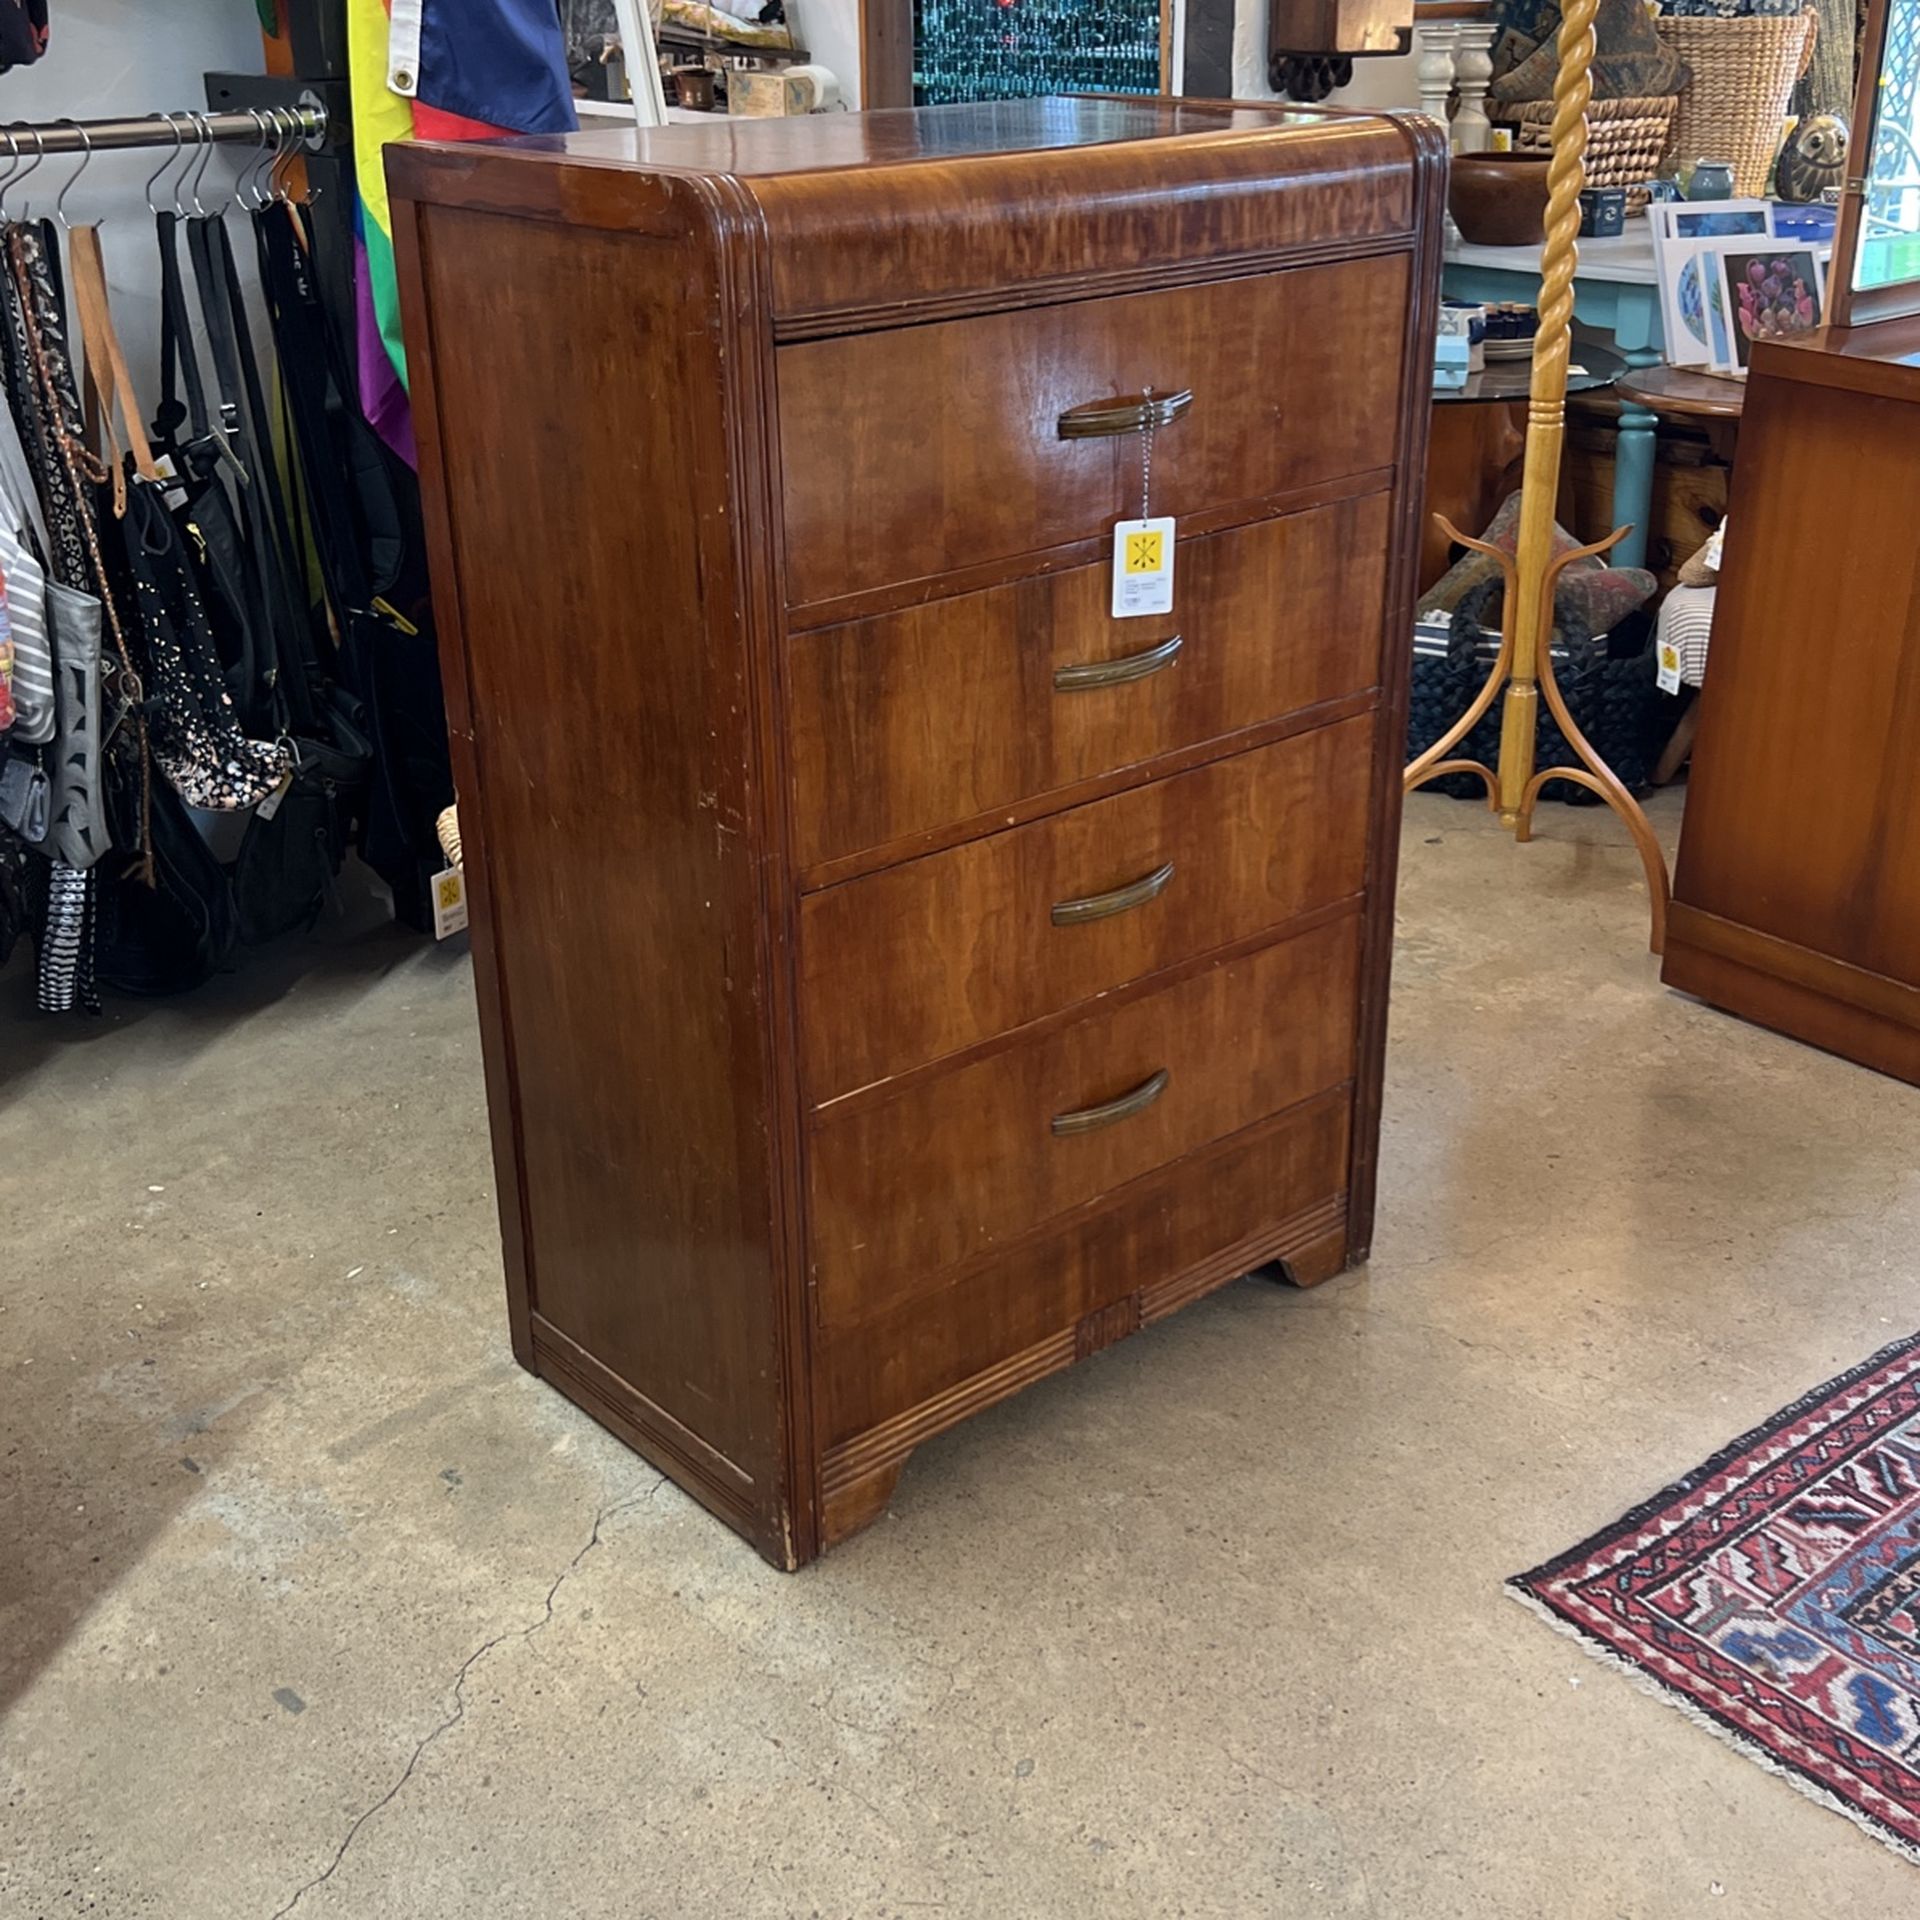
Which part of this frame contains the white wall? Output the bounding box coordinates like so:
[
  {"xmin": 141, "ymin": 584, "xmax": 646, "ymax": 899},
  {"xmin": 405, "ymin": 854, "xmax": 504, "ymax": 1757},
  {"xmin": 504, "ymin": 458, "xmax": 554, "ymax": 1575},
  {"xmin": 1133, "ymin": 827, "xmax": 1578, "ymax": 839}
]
[
  {"xmin": 790, "ymin": 0, "xmax": 864, "ymax": 108},
  {"xmin": 0, "ymin": 0, "xmax": 272, "ymax": 396}
]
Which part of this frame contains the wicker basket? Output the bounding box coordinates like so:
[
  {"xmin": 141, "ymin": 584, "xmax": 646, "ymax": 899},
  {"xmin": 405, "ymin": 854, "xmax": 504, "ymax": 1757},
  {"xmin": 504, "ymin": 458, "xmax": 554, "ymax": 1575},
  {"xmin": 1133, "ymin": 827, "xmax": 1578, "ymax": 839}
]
[
  {"xmin": 1408, "ymin": 621, "xmax": 1665, "ymax": 804},
  {"xmin": 1496, "ymin": 95, "xmax": 1679, "ymax": 213},
  {"xmin": 1655, "ymin": 11, "xmax": 1819, "ymax": 198}
]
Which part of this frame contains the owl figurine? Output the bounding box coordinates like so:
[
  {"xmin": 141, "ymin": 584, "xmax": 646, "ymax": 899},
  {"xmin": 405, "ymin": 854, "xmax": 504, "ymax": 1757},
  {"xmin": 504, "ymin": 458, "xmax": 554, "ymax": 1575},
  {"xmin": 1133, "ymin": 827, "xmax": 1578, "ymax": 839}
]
[{"xmin": 1776, "ymin": 115, "xmax": 1849, "ymax": 204}]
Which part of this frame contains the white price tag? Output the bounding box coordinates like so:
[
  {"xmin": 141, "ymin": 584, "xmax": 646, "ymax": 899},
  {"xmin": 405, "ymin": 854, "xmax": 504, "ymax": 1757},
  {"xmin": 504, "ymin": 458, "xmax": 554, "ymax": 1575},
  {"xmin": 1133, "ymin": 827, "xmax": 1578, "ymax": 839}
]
[
  {"xmin": 1111, "ymin": 517, "xmax": 1175, "ymax": 619},
  {"xmin": 254, "ymin": 771, "xmax": 293, "ymax": 823},
  {"xmin": 431, "ymin": 865, "xmax": 469, "ymax": 940},
  {"xmin": 1656, "ymin": 640, "xmax": 1683, "ymax": 695}
]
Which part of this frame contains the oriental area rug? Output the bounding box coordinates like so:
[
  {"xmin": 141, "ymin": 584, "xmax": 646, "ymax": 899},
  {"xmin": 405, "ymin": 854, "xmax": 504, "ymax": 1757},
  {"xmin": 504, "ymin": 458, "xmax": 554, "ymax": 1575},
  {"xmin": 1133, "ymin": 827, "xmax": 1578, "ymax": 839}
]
[{"xmin": 1511, "ymin": 1332, "xmax": 1920, "ymax": 1864}]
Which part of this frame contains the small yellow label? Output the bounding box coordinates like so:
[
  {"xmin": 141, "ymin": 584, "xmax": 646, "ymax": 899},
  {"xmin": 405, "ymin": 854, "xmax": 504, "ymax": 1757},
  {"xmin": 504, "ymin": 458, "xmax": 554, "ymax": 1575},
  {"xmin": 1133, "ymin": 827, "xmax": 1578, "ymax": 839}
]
[
  {"xmin": 1111, "ymin": 516, "xmax": 1176, "ymax": 618},
  {"xmin": 431, "ymin": 865, "xmax": 469, "ymax": 940}
]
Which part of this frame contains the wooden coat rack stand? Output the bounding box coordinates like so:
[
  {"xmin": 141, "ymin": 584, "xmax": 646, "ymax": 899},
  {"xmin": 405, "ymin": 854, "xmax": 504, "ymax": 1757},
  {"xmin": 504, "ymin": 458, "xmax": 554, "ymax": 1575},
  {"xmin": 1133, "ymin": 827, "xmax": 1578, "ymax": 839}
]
[{"xmin": 1404, "ymin": 0, "xmax": 1672, "ymax": 954}]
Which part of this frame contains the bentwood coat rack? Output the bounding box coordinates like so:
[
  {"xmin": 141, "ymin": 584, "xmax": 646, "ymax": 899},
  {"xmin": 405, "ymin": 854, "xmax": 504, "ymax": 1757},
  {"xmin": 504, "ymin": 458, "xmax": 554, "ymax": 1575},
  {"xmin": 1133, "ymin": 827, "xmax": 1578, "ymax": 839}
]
[{"xmin": 1403, "ymin": 0, "xmax": 1672, "ymax": 955}]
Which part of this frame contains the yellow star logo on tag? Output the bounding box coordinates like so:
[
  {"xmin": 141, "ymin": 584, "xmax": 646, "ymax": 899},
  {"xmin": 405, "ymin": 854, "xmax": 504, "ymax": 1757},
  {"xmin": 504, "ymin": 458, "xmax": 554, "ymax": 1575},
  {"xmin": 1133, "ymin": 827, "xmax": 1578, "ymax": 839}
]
[
  {"xmin": 437, "ymin": 874, "xmax": 462, "ymax": 911},
  {"xmin": 1660, "ymin": 646, "xmax": 1679, "ymax": 671},
  {"xmin": 1125, "ymin": 530, "xmax": 1164, "ymax": 575}
]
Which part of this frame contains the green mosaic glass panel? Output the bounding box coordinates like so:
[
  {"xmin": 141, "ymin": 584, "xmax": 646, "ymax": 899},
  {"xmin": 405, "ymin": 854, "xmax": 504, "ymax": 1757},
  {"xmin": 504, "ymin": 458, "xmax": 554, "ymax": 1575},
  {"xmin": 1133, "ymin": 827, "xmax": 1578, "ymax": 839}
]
[{"xmin": 912, "ymin": 0, "xmax": 1161, "ymax": 105}]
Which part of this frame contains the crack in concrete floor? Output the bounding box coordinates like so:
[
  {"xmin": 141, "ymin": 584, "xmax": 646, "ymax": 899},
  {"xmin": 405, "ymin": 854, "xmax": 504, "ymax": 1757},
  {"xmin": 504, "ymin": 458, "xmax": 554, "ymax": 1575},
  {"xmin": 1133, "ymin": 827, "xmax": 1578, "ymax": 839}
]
[{"xmin": 267, "ymin": 1475, "xmax": 668, "ymax": 1919}]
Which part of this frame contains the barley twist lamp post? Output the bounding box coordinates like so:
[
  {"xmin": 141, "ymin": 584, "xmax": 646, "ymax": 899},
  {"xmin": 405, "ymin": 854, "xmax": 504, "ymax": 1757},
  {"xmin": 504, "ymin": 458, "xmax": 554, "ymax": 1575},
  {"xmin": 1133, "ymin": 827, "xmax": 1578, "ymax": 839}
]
[{"xmin": 1404, "ymin": 0, "xmax": 1673, "ymax": 954}]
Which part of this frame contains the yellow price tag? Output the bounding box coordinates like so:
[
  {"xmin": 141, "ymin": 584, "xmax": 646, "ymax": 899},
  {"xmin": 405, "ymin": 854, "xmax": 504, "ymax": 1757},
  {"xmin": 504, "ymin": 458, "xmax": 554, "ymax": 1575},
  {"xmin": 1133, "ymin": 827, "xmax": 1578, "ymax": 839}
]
[
  {"xmin": 1111, "ymin": 515, "xmax": 1175, "ymax": 617},
  {"xmin": 431, "ymin": 865, "xmax": 469, "ymax": 940}
]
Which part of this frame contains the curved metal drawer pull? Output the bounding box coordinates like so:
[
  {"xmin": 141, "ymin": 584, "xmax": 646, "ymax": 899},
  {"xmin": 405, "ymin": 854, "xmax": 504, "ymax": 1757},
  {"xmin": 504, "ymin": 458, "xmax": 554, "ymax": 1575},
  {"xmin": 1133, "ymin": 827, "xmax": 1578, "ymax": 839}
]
[
  {"xmin": 1051, "ymin": 860, "xmax": 1174, "ymax": 928},
  {"xmin": 1053, "ymin": 631, "xmax": 1183, "ymax": 693},
  {"xmin": 1051, "ymin": 1068, "xmax": 1170, "ymax": 1138},
  {"xmin": 1057, "ymin": 388, "xmax": 1193, "ymax": 439}
]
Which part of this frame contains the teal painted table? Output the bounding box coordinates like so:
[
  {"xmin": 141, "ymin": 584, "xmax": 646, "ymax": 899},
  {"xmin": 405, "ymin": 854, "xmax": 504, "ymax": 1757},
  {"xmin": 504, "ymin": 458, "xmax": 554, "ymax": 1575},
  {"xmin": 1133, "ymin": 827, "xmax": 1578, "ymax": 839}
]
[{"xmin": 1443, "ymin": 230, "xmax": 1665, "ymax": 571}]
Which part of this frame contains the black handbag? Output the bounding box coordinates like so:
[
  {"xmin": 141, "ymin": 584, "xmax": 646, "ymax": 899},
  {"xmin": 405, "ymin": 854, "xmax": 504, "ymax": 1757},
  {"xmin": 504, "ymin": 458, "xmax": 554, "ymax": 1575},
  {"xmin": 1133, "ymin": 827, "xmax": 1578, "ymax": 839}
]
[
  {"xmin": 94, "ymin": 772, "xmax": 238, "ymax": 995},
  {"xmin": 158, "ymin": 205, "xmax": 374, "ymax": 943},
  {"xmin": 1406, "ymin": 595, "xmax": 1665, "ymax": 803},
  {"xmin": 150, "ymin": 208, "xmax": 265, "ymax": 724},
  {"xmin": 188, "ymin": 208, "xmax": 325, "ymax": 736},
  {"xmin": 256, "ymin": 201, "xmax": 451, "ymax": 926}
]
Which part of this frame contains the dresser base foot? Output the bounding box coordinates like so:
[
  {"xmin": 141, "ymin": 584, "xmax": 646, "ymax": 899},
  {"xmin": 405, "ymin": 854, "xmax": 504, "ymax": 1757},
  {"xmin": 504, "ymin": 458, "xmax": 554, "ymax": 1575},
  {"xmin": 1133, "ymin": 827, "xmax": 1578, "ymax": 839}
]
[
  {"xmin": 1247, "ymin": 1228, "xmax": 1349, "ymax": 1290},
  {"xmin": 820, "ymin": 1456, "xmax": 908, "ymax": 1549},
  {"xmin": 1249, "ymin": 1256, "xmax": 1301, "ymax": 1285}
]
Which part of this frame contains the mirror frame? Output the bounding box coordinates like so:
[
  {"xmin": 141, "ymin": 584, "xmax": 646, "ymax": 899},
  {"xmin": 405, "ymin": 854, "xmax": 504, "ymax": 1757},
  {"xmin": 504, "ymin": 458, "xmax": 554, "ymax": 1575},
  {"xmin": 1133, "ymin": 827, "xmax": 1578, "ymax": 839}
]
[{"xmin": 1828, "ymin": 0, "xmax": 1920, "ymax": 328}]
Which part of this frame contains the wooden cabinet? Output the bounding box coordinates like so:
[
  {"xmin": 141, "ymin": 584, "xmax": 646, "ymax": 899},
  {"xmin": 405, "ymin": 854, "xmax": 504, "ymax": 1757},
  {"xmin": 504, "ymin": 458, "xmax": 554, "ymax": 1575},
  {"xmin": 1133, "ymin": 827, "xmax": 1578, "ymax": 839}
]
[
  {"xmin": 1664, "ymin": 317, "xmax": 1920, "ymax": 1086},
  {"xmin": 388, "ymin": 99, "xmax": 1444, "ymax": 1567}
]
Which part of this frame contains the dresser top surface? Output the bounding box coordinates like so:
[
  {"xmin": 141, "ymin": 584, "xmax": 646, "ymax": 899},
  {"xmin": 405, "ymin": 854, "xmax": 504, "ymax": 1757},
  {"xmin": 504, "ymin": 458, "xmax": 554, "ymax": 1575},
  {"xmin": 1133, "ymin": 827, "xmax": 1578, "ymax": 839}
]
[
  {"xmin": 388, "ymin": 96, "xmax": 1437, "ymax": 329},
  {"xmin": 404, "ymin": 97, "xmax": 1392, "ymax": 182},
  {"xmin": 1752, "ymin": 312, "xmax": 1920, "ymax": 403}
]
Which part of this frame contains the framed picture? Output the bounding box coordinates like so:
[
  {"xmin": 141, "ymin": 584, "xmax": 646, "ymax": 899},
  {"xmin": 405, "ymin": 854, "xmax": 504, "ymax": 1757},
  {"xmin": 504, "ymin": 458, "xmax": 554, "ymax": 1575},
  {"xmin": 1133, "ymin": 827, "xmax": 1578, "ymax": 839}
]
[
  {"xmin": 1647, "ymin": 199, "xmax": 1773, "ymax": 242},
  {"xmin": 1649, "ymin": 204, "xmax": 1770, "ymax": 371},
  {"xmin": 1656, "ymin": 234, "xmax": 1737, "ymax": 369},
  {"xmin": 1715, "ymin": 246, "xmax": 1827, "ymax": 367}
]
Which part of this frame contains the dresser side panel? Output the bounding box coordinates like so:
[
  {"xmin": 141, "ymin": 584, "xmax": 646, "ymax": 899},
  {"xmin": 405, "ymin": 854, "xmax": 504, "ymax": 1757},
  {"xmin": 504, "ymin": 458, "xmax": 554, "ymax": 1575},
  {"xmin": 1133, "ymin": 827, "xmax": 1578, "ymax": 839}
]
[
  {"xmin": 1672, "ymin": 377, "xmax": 1920, "ymax": 982},
  {"xmin": 1344, "ymin": 107, "xmax": 1448, "ymax": 1262},
  {"xmin": 396, "ymin": 197, "xmax": 791, "ymax": 1543}
]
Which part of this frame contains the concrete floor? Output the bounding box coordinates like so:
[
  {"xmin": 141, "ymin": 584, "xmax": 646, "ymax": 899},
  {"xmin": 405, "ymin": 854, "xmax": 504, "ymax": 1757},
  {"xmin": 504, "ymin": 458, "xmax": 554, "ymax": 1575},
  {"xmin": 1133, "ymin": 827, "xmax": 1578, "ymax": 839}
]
[{"xmin": 3, "ymin": 788, "xmax": 1917, "ymax": 1918}]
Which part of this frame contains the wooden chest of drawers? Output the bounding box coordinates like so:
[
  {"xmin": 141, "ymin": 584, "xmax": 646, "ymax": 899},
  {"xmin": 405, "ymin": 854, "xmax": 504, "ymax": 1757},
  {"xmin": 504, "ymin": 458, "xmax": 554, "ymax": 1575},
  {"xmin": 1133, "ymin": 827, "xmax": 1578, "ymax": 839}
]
[
  {"xmin": 389, "ymin": 99, "xmax": 1444, "ymax": 1567},
  {"xmin": 1664, "ymin": 319, "xmax": 1920, "ymax": 1084}
]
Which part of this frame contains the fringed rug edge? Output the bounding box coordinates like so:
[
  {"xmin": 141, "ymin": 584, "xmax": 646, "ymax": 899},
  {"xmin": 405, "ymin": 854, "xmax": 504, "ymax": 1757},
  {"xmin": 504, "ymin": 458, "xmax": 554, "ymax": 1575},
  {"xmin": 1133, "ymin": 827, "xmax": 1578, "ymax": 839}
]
[{"xmin": 1504, "ymin": 1580, "xmax": 1920, "ymax": 1870}]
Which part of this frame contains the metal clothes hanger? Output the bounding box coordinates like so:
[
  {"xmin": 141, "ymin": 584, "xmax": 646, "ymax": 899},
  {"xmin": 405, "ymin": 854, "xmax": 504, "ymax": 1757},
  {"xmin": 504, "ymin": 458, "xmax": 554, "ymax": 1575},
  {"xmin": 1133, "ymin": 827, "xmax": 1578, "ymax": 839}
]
[
  {"xmin": 170, "ymin": 114, "xmax": 205, "ymax": 219},
  {"xmin": 271, "ymin": 108, "xmax": 306, "ymax": 205},
  {"xmin": 237, "ymin": 110, "xmax": 277, "ymax": 212},
  {"xmin": 183, "ymin": 113, "xmax": 218, "ymax": 221},
  {"xmin": 0, "ymin": 128, "xmax": 23, "ymax": 223},
  {"xmin": 143, "ymin": 112, "xmax": 189, "ymax": 218},
  {"xmin": 54, "ymin": 121, "xmax": 93, "ymax": 232},
  {"xmin": 13, "ymin": 126, "xmax": 45, "ymax": 221},
  {"xmin": 278, "ymin": 106, "xmax": 320, "ymax": 206}
]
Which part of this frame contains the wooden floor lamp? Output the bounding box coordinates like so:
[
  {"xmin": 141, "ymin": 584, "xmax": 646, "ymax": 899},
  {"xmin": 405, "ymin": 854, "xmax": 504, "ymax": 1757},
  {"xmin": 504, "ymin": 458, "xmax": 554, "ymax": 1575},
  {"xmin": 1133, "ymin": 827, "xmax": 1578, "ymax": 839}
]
[{"xmin": 1403, "ymin": 0, "xmax": 1673, "ymax": 954}]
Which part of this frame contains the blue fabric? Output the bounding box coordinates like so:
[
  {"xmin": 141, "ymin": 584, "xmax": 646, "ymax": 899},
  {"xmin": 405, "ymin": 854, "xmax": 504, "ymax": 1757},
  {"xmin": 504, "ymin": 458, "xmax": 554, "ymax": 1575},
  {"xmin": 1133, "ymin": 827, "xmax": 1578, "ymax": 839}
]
[{"xmin": 419, "ymin": 0, "xmax": 579, "ymax": 135}]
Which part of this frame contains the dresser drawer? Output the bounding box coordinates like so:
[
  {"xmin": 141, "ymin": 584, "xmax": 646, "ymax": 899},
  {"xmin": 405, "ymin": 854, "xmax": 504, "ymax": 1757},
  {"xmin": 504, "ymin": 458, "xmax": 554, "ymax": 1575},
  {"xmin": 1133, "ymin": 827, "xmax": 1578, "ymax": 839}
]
[
  {"xmin": 777, "ymin": 255, "xmax": 1411, "ymax": 611},
  {"xmin": 788, "ymin": 493, "xmax": 1390, "ymax": 874},
  {"xmin": 816, "ymin": 1087, "xmax": 1352, "ymax": 1399},
  {"xmin": 807, "ymin": 913, "xmax": 1360, "ymax": 1321},
  {"xmin": 800, "ymin": 715, "xmax": 1374, "ymax": 1101}
]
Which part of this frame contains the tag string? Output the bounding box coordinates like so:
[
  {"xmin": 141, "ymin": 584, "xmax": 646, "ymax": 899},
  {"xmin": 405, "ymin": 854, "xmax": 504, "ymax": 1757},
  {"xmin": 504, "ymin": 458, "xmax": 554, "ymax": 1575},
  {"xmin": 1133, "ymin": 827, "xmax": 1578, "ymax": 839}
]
[{"xmin": 1140, "ymin": 386, "xmax": 1154, "ymax": 521}]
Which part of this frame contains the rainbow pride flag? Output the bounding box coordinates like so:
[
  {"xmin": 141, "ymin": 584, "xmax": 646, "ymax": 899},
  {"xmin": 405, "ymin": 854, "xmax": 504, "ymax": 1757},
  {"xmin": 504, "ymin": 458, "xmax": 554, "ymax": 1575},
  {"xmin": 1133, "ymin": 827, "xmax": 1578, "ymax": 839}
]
[{"xmin": 347, "ymin": 0, "xmax": 576, "ymax": 455}]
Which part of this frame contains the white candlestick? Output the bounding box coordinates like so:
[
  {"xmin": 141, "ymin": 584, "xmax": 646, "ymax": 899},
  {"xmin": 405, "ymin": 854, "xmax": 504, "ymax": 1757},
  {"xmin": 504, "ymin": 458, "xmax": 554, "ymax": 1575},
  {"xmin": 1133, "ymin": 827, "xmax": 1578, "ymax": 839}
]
[
  {"xmin": 1416, "ymin": 22, "xmax": 1458, "ymax": 134},
  {"xmin": 1418, "ymin": 24, "xmax": 1462, "ymax": 249},
  {"xmin": 1452, "ymin": 24, "xmax": 1498, "ymax": 155}
]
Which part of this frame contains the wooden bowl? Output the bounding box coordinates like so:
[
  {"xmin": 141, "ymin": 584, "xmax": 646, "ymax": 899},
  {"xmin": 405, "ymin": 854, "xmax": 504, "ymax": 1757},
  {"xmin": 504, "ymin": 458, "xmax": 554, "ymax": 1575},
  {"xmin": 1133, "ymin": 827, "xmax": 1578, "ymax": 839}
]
[{"xmin": 1448, "ymin": 154, "xmax": 1552, "ymax": 248}]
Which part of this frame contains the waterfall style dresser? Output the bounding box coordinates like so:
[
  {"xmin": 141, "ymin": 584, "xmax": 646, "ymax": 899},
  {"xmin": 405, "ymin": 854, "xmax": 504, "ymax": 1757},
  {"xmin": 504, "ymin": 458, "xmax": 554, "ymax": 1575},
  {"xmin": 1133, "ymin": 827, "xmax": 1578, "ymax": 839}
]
[{"xmin": 389, "ymin": 99, "xmax": 1444, "ymax": 1566}]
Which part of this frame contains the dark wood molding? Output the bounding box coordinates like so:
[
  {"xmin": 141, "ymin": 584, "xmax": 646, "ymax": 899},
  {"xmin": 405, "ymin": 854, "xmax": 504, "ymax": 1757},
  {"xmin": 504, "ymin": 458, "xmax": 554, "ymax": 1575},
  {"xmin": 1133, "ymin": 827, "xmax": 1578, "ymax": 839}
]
[
  {"xmin": 1825, "ymin": 0, "xmax": 1920, "ymax": 330},
  {"xmin": 857, "ymin": 0, "xmax": 914, "ymax": 109},
  {"xmin": 1347, "ymin": 105, "xmax": 1449, "ymax": 1260}
]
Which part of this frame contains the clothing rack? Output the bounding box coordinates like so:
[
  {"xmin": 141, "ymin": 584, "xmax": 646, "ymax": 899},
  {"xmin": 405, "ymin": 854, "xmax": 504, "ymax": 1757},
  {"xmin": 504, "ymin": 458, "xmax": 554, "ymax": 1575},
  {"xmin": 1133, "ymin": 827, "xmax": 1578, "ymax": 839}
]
[
  {"xmin": 0, "ymin": 78, "xmax": 458, "ymax": 1016},
  {"xmin": 0, "ymin": 106, "xmax": 328, "ymax": 157}
]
